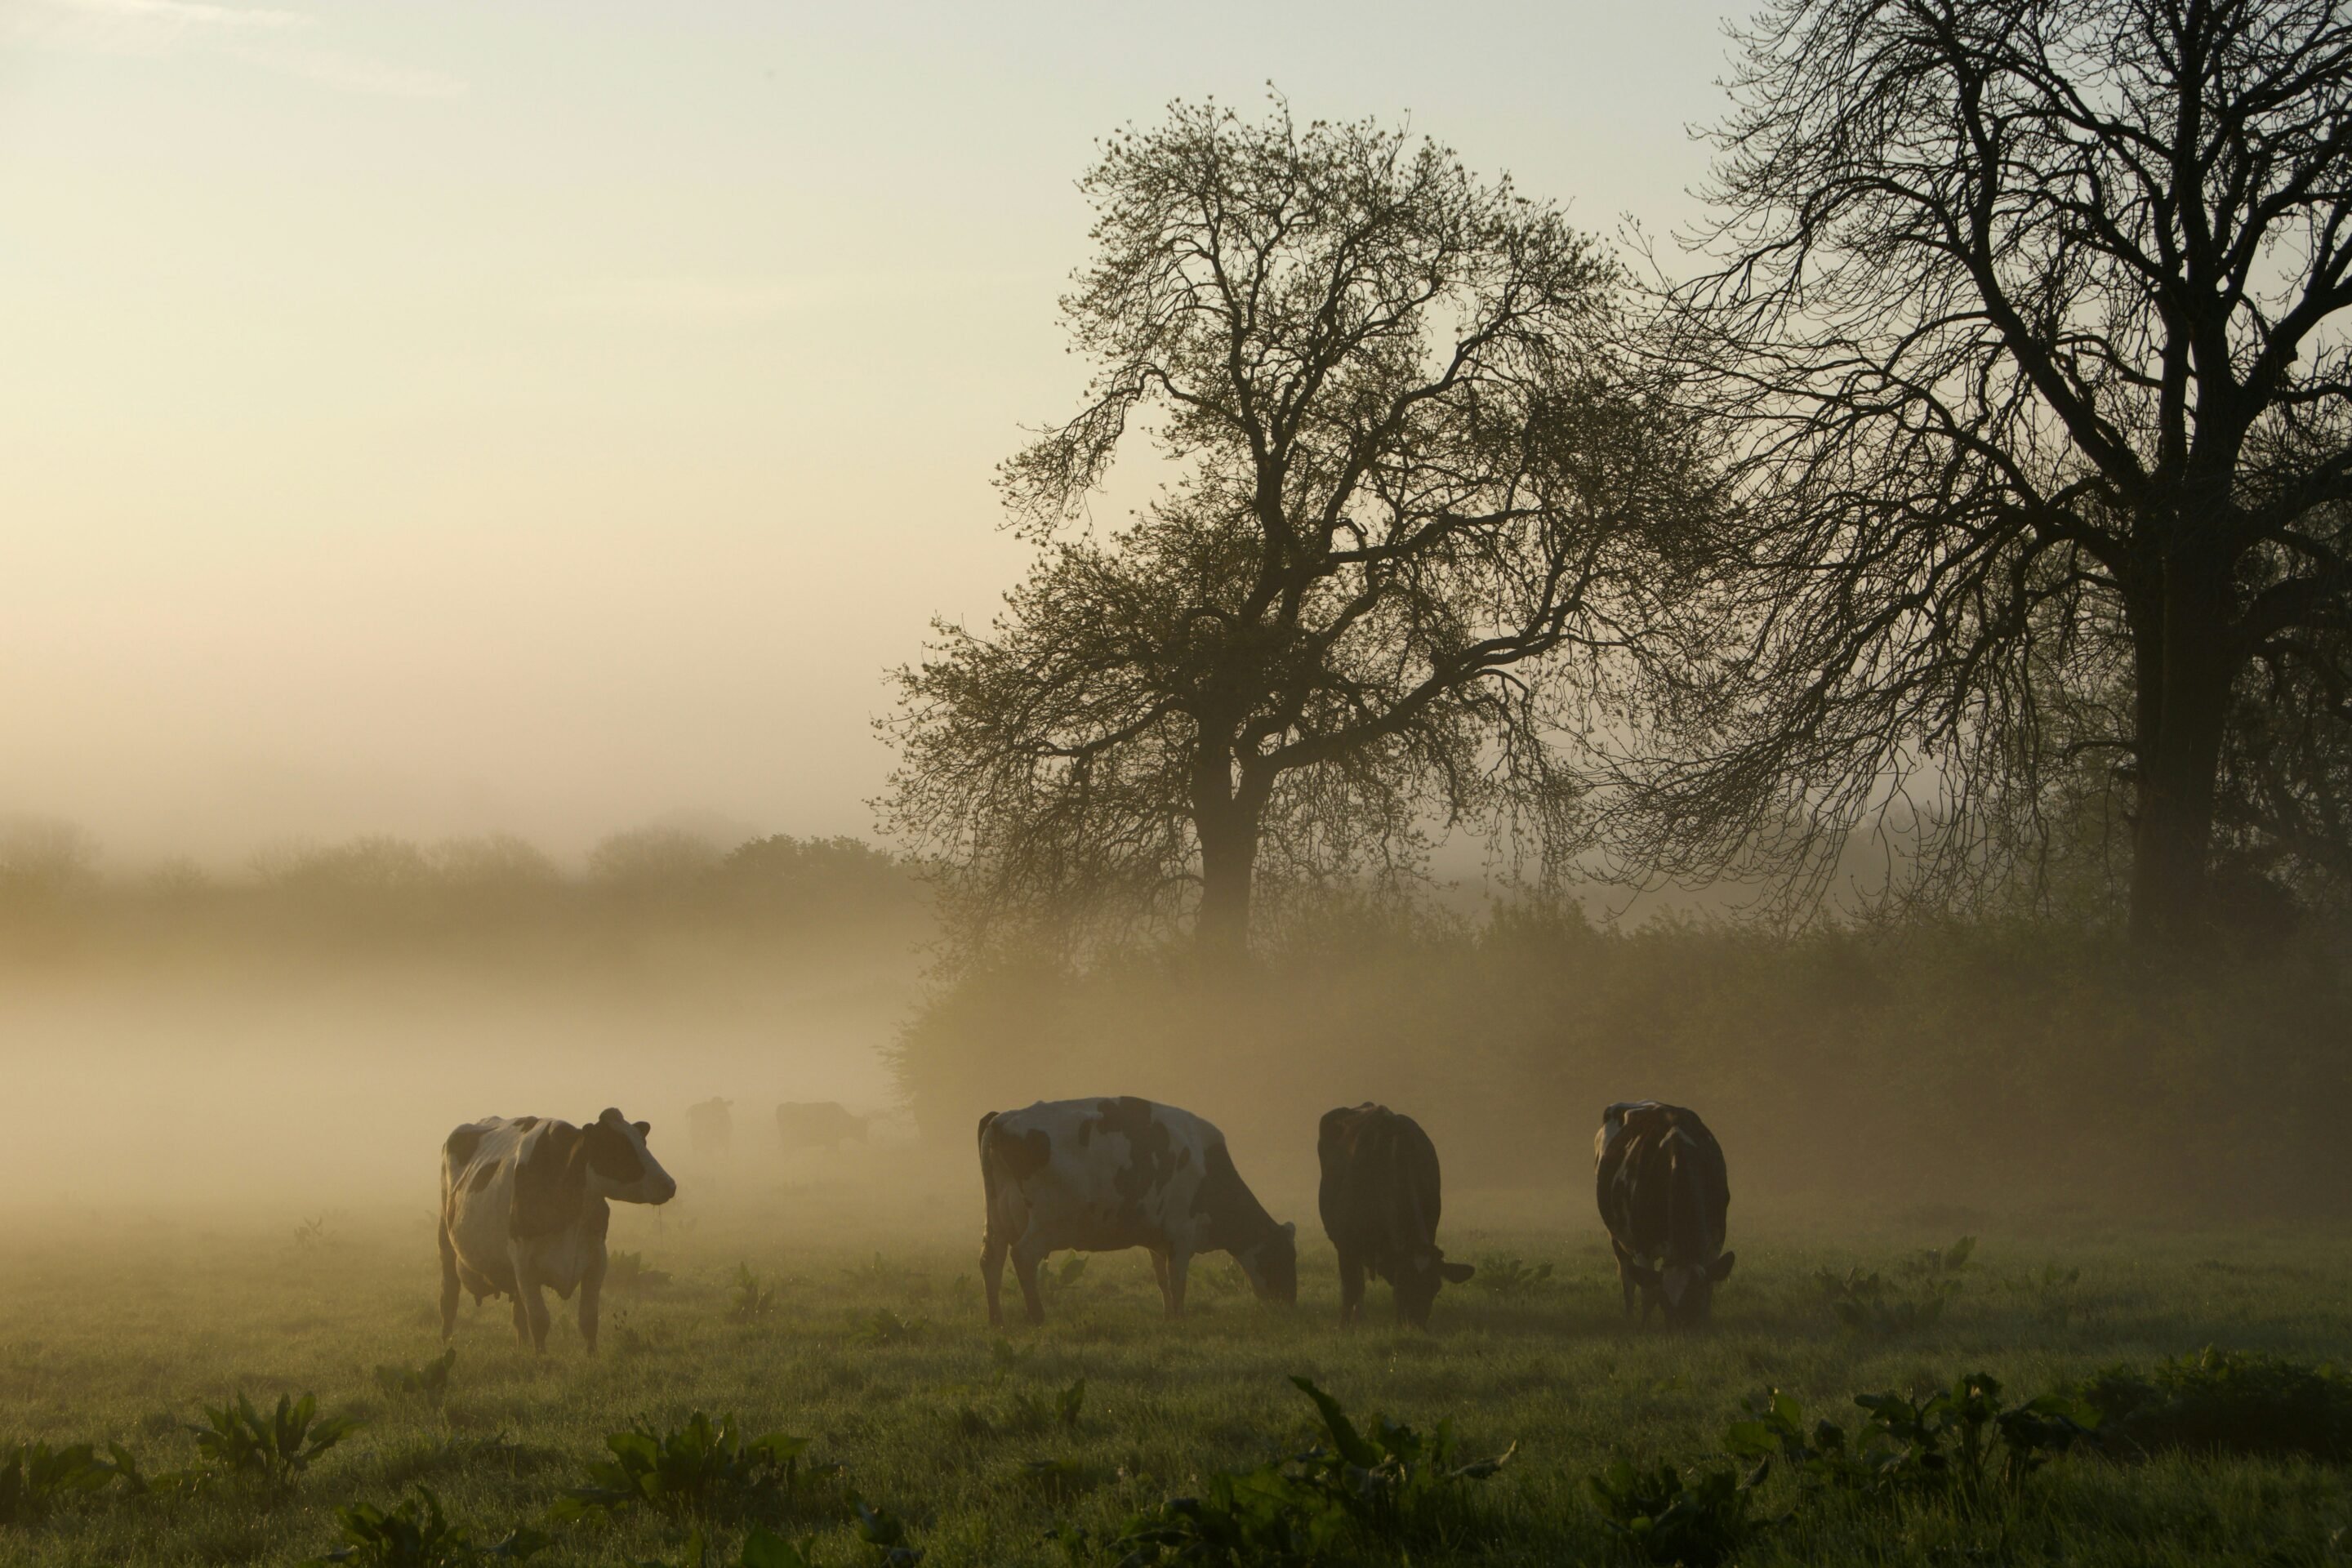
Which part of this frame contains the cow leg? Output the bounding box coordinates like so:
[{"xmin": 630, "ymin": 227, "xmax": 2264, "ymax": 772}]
[
  {"xmin": 1164, "ymin": 1249, "xmax": 1192, "ymax": 1319},
  {"xmin": 1149, "ymin": 1250, "xmax": 1173, "ymax": 1315},
  {"xmin": 510, "ymin": 1294, "xmax": 531, "ymax": 1346},
  {"xmin": 578, "ymin": 1252, "xmax": 607, "ymax": 1353},
  {"xmin": 1610, "ymin": 1239, "xmax": 1638, "ymax": 1318},
  {"xmin": 1335, "ymin": 1246, "xmax": 1365, "ymax": 1327},
  {"xmin": 982, "ymin": 1230, "xmax": 1009, "ymax": 1329},
  {"xmin": 1009, "ymin": 1231, "xmax": 1050, "ymax": 1325},
  {"xmin": 511, "ymin": 1254, "xmax": 553, "ymax": 1352},
  {"xmin": 438, "ymin": 1224, "xmax": 461, "ymax": 1342}
]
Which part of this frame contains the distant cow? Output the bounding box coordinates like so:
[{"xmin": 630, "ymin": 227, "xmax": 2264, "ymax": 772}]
[
  {"xmin": 438, "ymin": 1108, "xmax": 676, "ymax": 1353},
  {"xmin": 1317, "ymin": 1103, "xmax": 1473, "ymax": 1327},
  {"xmin": 688, "ymin": 1097, "xmax": 733, "ymax": 1160},
  {"xmin": 978, "ymin": 1096, "xmax": 1297, "ymax": 1325},
  {"xmin": 775, "ymin": 1100, "xmax": 871, "ymax": 1152},
  {"xmin": 1594, "ymin": 1101, "xmax": 1734, "ymax": 1328}
]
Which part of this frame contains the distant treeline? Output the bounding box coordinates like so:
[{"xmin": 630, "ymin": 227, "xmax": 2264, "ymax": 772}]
[
  {"xmin": 894, "ymin": 900, "xmax": 2352, "ymax": 1217},
  {"xmin": 0, "ymin": 823, "xmax": 929, "ymax": 973}
]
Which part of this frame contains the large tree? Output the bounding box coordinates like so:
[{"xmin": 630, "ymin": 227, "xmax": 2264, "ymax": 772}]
[
  {"xmin": 1632, "ymin": 0, "xmax": 2352, "ymax": 947},
  {"xmin": 882, "ymin": 100, "xmax": 1707, "ymax": 960}
]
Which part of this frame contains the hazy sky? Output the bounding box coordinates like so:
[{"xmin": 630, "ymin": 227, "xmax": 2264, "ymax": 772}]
[{"xmin": 2, "ymin": 0, "xmax": 1744, "ymax": 867}]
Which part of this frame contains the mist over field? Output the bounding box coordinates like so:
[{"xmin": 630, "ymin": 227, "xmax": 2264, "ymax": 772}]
[{"xmin": 14, "ymin": 2, "xmax": 2352, "ymax": 1566}]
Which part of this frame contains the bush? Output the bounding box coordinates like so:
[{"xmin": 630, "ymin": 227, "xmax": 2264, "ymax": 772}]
[
  {"xmin": 373, "ymin": 1349, "xmax": 457, "ymax": 1405},
  {"xmin": 1465, "ymin": 1256, "xmax": 1554, "ymax": 1297},
  {"xmin": 550, "ymin": 1412, "xmax": 833, "ymax": 1524},
  {"xmin": 1093, "ymin": 1375, "xmax": 1511, "ymax": 1564},
  {"xmin": 1586, "ymin": 1457, "xmax": 1770, "ymax": 1567},
  {"xmin": 1815, "ymin": 1240, "xmax": 1973, "ymax": 1336},
  {"xmin": 730, "ymin": 1265, "xmax": 780, "ymax": 1322},
  {"xmin": 187, "ymin": 1392, "xmax": 362, "ymax": 1488},
  {"xmin": 1723, "ymin": 1373, "xmax": 2096, "ymax": 1509},
  {"xmin": 303, "ymin": 1486, "xmax": 549, "ymax": 1566},
  {"xmin": 0, "ymin": 1441, "xmax": 118, "ymax": 1523},
  {"xmin": 2074, "ymin": 1347, "xmax": 2352, "ymax": 1459}
]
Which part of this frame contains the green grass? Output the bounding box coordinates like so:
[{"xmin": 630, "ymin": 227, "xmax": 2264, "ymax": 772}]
[{"xmin": 4, "ymin": 1189, "xmax": 2350, "ymax": 1565}]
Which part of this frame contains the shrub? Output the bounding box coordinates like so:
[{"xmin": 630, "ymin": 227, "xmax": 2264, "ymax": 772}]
[
  {"xmin": 1723, "ymin": 1373, "xmax": 2096, "ymax": 1508},
  {"xmin": 1285, "ymin": 1377, "xmax": 1514, "ymax": 1539},
  {"xmin": 302, "ymin": 1486, "xmax": 550, "ymax": 1566},
  {"xmin": 1094, "ymin": 1466, "xmax": 1339, "ymax": 1566},
  {"xmin": 550, "ymin": 1412, "xmax": 831, "ymax": 1524},
  {"xmin": 187, "ymin": 1392, "xmax": 363, "ymax": 1488},
  {"xmin": 639, "ymin": 1526, "xmax": 820, "ymax": 1568},
  {"xmin": 373, "ymin": 1349, "xmax": 457, "ymax": 1405},
  {"xmin": 1466, "ymin": 1256, "xmax": 1554, "ymax": 1296},
  {"xmin": 1585, "ymin": 1457, "xmax": 1770, "ymax": 1567},
  {"xmin": 2074, "ymin": 1348, "xmax": 2352, "ymax": 1460},
  {"xmin": 1005, "ymin": 1378, "xmax": 1086, "ymax": 1436},
  {"xmin": 729, "ymin": 1265, "xmax": 779, "ymax": 1322},
  {"xmin": 1816, "ymin": 1239, "xmax": 1973, "ymax": 1336},
  {"xmin": 1092, "ymin": 1375, "xmax": 1511, "ymax": 1564},
  {"xmin": 853, "ymin": 1494, "xmax": 925, "ymax": 1566},
  {"xmin": 0, "ymin": 1441, "xmax": 118, "ymax": 1523}
]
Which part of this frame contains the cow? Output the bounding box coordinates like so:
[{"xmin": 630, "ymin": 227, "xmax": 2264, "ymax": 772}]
[
  {"xmin": 1594, "ymin": 1100, "xmax": 1734, "ymax": 1328},
  {"xmin": 978, "ymin": 1096, "xmax": 1297, "ymax": 1326},
  {"xmin": 1316, "ymin": 1102, "xmax": 1473, "ymax": 1327},
  {"xmin": 775, "ymin": 1100, "xmax": 871, "ymax": 1152},
  {"xmin": 688, "ymin": 1097, "xmax": 733, "ymax": 1160},
  {"xmin": 438, "ymin": 1108, "xmax": 676, "ymax": 1354}
]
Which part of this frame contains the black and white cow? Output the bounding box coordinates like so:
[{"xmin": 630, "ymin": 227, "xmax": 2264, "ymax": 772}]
[
  {"xmin": 1594, "ymin": 1100, "xmax": 1734, "ymax": 1328},
  {"xmin": 1317, "ymin": 1103, "xmax": 1473, "ymax": 1327},
  {"xmin": 775, "ymin": 1100, "xmax": 871, "ymax": 1152},
  {"xmin": 438, "ymin": 1109, "xmax": 676, "ymax": 1353},
  {"xmin": 978, "ymin": 1097, "xmax": 1297, "ymax": 1325}
]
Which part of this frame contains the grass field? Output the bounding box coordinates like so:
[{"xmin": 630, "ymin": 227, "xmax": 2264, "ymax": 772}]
[{"xmin": 4, "ymin": 1176, "xmax": 2350, "ymax": 1566}]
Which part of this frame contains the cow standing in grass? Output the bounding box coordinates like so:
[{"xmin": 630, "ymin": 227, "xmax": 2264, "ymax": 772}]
[
  {"xmin": 439, "ymin": 1108, "xmax": 676, "ymax": 1353},
  {"xmin": 1317, "ymin": 1103, "xmax": 1473, "ymax": 1327},
  {"xmin": 1595, "ymin": 1101, "xmax": 1734, "ymax": 1329},
  {"xmin": 978, "ymin": 1097, "xmax": 1297, "ymax": 1325}
]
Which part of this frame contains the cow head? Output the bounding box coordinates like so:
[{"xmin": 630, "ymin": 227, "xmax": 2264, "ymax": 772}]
[
  {"xmin": 1392, "ymin": 1245, "xmax": 1477, "ymax": 1328},
  {"xmin": 1235, "ymin": 1221, "xmax": 1298, "ymax": 1307},
  {"xmin": 585, "ymin": 1107, "xmax": 677, "ymax": 1205},
  {"xmin": 1625, "ymin": 1250, "xmax": 1735, "ymax": 1328}
]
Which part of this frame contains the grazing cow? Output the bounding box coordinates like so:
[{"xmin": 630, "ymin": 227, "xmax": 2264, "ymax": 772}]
[
  {"xmin": 688, "ymin": 1097, "xmax": 733, "ymax": 1160},
  {"xmin": 978, "ymin": 1096, "xmax": 1297, "ymax": 1325},
  {"xmin": 438, "ymin": 1108, "xmax": 676, "ymax": 1353},
  {"xmin": 1594, "ymin": 1100, "xmax": 1734, "ymax": 1328},
  {"xmin": 774, "ymin": 1100, "xmax": 871, "ymax": 1152},
  {"xmin": 1316, "ymin": 1102, "xmax": 1473, "ymax": 1327}
]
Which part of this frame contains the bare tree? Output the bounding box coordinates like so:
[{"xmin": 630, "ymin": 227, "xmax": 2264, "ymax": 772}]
[
  {"xmin": 882, "ymin": 100, "xmax": 1708, "ymax": 960},
  {"xmin": 1633, "ymin": 0, "xmax": 2352, "ymax": 948}
]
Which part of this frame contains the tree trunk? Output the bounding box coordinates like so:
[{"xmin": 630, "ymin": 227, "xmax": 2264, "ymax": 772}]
[
  {"xmin": 1192, "ymin": 736, "xmax": 1265, "ymax": 964},
  {"xmin": 2126, "ymin": 546, "xmax": 2237, "ymax": 953}
]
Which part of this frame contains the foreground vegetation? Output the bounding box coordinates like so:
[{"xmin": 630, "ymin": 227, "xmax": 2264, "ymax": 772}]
[{"xmin": 5, "ymin": 1193, "xmax": 2348, "ymax": 1565}]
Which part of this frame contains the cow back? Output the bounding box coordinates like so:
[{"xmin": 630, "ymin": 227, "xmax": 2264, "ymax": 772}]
[
  {"xmin": 1317, "ymin": 1103, "xmax": 1443, "ymax": 1270},
  {"xmin": 1596, "ymin": 1102, "xmax": 1729, "ymax": 1265}
]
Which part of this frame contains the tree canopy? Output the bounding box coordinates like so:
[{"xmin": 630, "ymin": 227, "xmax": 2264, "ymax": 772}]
[
  {"xmin": 882, "ymin": 100, "xmax": 1710, "ymax": 960},
  {"xmin": 1615, "ymin": 0, "xmax": 2352, "ymax": 945}
]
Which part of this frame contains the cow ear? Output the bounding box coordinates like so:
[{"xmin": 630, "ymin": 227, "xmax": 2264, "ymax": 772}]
[
  {"xmin": 1709, "ymin": 1250, "xmax": 1737, "ymax": 1282},
  {"xmin": 1280, "ymin": 1221, "xmax": 1296, "ymax": 1240},
  {"xmin": 1440, "ymin": 1261, "xmax": 1475, "ymax": 1285},
  {"xmin": 634, "ymin": 1121, "xmax": 651, "ymax": 1138}
]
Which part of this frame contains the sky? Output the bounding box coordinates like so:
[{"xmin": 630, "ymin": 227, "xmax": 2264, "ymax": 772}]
[{"xmin": 1, "ymin": 0, "xmax": 1747, "ymax": 868}]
